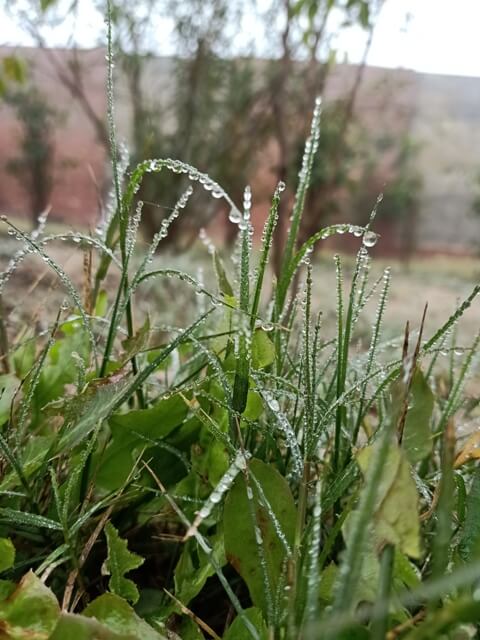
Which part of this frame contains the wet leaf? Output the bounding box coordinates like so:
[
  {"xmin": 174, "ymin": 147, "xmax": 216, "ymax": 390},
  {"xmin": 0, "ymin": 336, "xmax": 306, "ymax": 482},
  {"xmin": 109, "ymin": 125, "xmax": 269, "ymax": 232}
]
[
  {"xmin": 97, "ymin": 393, "xmax": 188, "ymax": 491},
  {"xmin": 49, "ymin": 612, "xmax": 122, "ymax": 639},
  {"xmin": 0, "ymin": 571, "xmax": 60, "ymax": 639},
  {"xmin": 174, "ymin": 533, "xmax": 225, "ymax": 608},
  {"xmin": 251, "ymin": 329, "xmax": 275, "ymax": 369},
  {"xmin": 401, "ymin": 368, "xmax": 434, "ymax": 464},
  {"xmin": 223, "ymin": 607, "xmax": 268, "ymax": 640},
  {"xmin": 357, "ymin": 442, "xmax": 421, "ymax": 558},
  {"xmin": 0, "ymin": 538, "xmax": 15, "ymax": 573},
  {"xmin": 121, "ymin": 316, "xmax": 150, "ymax": 362},
  {"xmin": 224, "ymin": 459, "xmax": 296, "ymax": 617},
  {"xmin": 83, "ymin": 593, "xmax": 165, "ymax": 640},
  {"xmin": 103, "ymin": 523, "xmax": 144, "ymax": 604},
  {"xmin": 0, "ymin": 376, "xmax": 18, "ymax": 428}
]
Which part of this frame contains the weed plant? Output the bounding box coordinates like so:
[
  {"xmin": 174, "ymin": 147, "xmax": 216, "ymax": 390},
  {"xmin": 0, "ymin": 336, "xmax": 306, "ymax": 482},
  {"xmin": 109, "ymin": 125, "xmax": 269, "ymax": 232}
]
[{"xmin": 1, "ymin": 7, "xmax": 480, "ymax": 639}]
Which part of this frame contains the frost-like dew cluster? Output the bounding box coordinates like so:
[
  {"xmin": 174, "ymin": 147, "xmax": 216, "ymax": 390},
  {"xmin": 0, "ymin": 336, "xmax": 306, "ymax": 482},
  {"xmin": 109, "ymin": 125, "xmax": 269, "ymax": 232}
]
[
  {"xmin": 184, "ymin": 450, "xmax": 251, "ymax": 539},
  {"xmin": 260, "ymin": 387, "xmax": 303, "ymax": 480}
]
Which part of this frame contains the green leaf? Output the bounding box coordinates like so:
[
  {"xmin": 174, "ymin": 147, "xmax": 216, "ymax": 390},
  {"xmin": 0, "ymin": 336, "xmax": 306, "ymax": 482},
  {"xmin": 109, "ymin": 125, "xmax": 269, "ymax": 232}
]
[
  {"xmin": 243, "ymin": 389, "xmax": 263, "ymax": 421},
  {"xmin": 0, "ymin": 375, "xmax": 18, "ymax": 428},
  {"xmin": 357, "ymin": 442, "xmax": 421, "ymax": 558},
  {"xmin": 224, "ymin": 459, "xmax": 296, "ymax": 617},
  {"xmin": 83, "ymin": 593, "xmax": 166, "ymax": 640},
  {"xmin": 0, "ymin": 538, "xmax": 15, "ymax": 573},
  {"xmin": 0, "ymin": 570, "xmax": 60, "ymax": 639},
  {"xmin": 403, "ymin": 596, "xmax": 480, "ymax": 640},
  {"xmin": 213, "ymin": 250, "xmax": 234, "ymax": 297},
  {"xmin": 104, "ymin": 523, "xmax": 144, "ymax": 604},
  {"xmin": 174, "ymin": 534, "xmax": 225, "ymax": 608},
  {"xmin": 251, "ymin": 329, "xmax": 275, "ymax": 369},
  {"xmin": 223, "ymin": 607, "xmax": 268, "ymax": 640},
  {"xmin": 121, "ymin": 316, "xmax": 150, "ymax": 362},
  {"xmin": 399, "ymin": 368, "xmax": 434, "ymax": 464},
  {"xmin": 94, "ymin": 290, "xmax": 109, "ymax": 317},
  {"xmin": 176, "ymin": 617, "xmax": 204, "ymax": 640},
  {"xmin": 97, "ymin": 393, "xmax": 188, "ymax": 490},
  {"xmin": 49, "ymin": 612, "xmax": 120, "ymax": 639}
]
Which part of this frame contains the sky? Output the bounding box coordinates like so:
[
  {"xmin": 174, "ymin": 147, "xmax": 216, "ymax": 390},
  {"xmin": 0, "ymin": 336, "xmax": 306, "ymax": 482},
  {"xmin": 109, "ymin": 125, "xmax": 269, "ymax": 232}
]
[{"xmin": 1, "ymin": 0, "xmax": 480, "ymax": 78}]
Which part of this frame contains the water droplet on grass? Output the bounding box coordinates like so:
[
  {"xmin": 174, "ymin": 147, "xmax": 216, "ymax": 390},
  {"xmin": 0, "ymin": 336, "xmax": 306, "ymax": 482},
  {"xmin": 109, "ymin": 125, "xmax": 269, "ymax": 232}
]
[{"xmin": 362, "ymin": 231, "xmax": 378, "ymax": 248}]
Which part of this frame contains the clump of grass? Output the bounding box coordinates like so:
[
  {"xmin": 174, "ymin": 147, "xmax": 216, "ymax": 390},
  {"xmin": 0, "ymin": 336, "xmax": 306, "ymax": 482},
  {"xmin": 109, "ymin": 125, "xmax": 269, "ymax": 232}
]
[{"xmin": 0, "ymin": 7, "xmax": 480, "ymax": 640}]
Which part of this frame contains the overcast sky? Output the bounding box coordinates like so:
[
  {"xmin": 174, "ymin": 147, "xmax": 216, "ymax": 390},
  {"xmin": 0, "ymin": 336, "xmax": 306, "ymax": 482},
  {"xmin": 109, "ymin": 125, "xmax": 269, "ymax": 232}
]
[{"xmin": 0, "ymin": 0, "xmax": 479, "ymax": 78}]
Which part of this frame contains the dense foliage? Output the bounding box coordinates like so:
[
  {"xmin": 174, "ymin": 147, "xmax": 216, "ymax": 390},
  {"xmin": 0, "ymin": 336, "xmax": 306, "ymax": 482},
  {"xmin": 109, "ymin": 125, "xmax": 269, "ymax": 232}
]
[{"xmin": 1, "ymin": 9, "xmax": 480, "ymax": 640}]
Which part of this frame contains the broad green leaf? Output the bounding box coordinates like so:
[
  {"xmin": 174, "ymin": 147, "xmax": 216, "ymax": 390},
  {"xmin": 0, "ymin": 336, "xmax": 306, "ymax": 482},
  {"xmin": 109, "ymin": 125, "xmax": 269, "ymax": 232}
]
[
  {"xmin": 104, "ymin": 523, "xmax": 144, "ymax": 604},
  {"xmin": 176, "ymin": 617, "xmax": 205, "ymax": 640},
  {"xmin": 458, "ymin": 467, "xmax": 480, "ymax": 561},
  {"xmin": 223, "ymin": 607, "xmax": 268, "ymax": 640},
  {"xmin": 0, "ymin": 538, "xmax": 15, "ymax": 573},
  {"xmin": 0, "ymin": 375, "xmax": 18, "ymax": 428},
  {"xmin": 224, "ymin": 459, "xmax": 296, "ymax": 617},
  {"xmin": 94, "ymin": 290, "xmax": 109, "ymax": 317},
  {"xmin": 97, "ymin": 393, "xmax": 188, "ymax": 490},
  {"xmin": 400, "ymin": 368, "xmax": 434, "ymax": 464},
  {"xmin": 343, "ymin": 514, "xmax": 419, "ymax": 606},
  {"xmin": 83, "ymin": 593, "xmax": 165, "ymax": 640},
  {"xmin": 50, "ymin": 612, "xmax": 121, "ymax": 639},
  {"xmin": 251, "ymin": 329, "xmax": 275, "ymax": 369},
  {"xmin": 357, "ymin": 442, "xmax": 421, "ymax": 558},
  {"xmin": 243, "ymin": 389, "xmax": 263, "ymax": 421},
  {"xmin": 174, "ymin": 534, "xmax": 225, "ymax": 608},
  {"xmin": 0, "ymin": 570, "xmax": 60, "ymax": 639}
]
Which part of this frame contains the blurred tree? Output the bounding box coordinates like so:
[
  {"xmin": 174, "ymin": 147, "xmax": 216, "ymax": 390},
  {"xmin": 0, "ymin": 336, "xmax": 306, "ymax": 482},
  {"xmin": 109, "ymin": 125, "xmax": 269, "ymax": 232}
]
[
  {"xmin": 4, "ymin": 0, "xmax": 406, "ymax": 259},
  {"xmin": 259, "ymin": 0, "xmax": 385, "ymax": 272},
  {"xmin": 4, "ymin": 86, "xmax": 57, "ymax": 227}
]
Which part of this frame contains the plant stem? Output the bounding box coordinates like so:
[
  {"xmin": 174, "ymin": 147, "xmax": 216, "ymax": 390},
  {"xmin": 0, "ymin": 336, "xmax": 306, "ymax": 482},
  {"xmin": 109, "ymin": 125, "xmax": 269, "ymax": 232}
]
[{"xmin": 371, "ymin": 543, "xmax": 395, "ymax": 640}]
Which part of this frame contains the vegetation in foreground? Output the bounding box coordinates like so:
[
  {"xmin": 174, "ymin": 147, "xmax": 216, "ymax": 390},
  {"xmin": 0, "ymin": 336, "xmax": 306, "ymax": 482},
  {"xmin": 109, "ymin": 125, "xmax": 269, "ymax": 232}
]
[{"xmin": 1, "ymin": 11, "xmax": 480, "ymax": 640}]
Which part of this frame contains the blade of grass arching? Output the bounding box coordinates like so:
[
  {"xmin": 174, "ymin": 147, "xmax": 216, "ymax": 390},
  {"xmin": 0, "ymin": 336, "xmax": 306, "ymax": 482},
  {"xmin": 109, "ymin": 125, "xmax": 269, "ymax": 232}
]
[
  {"xmin": 430, "ymin": 419, "xmax": 456, "ymax": 608},
  {"xmin": 233, "ymin": 205, "xmax": 252, "ymax": 416},
  {"xmin": 0, "ymin": 220, "xmax": 97, "ymax": 364},
  {"xmin": 352, "ymin": 267, "xmax": 391, "ymax": 448},
  {"xmin": 276, "ymin": 97, "xmax": 322, "ymax": 317},
  {"xmin": 275, "ymin": 223, "xmax": 370, "ymax": 318}
]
